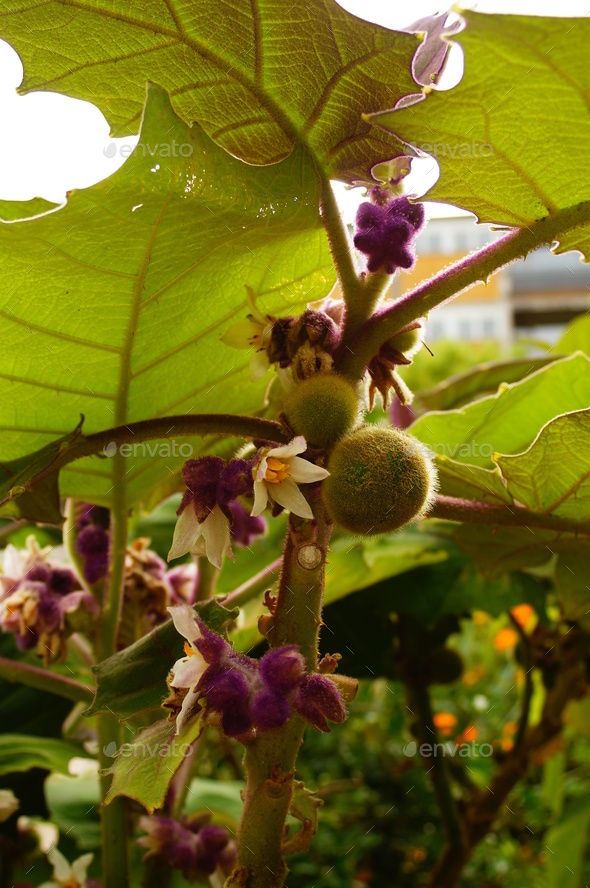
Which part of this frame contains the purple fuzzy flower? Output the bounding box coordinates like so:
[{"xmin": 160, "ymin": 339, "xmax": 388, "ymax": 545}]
[
  {"xmin": 77, "ymin": 525, "xmax": 110, "ymax": 584},
  {"xmin": 354, "ymin": 196, "xmax": 425, "ymax": 274},
  {"xmin": 228, "ymin": 500, "xmax": 267, "ymax": 547},
  {"xmin": 168, "ymin": 605, "xmax": 347, "ymax": 739},
  {"xmin": 138, "ymin": 815, "xmax": 236, "ymax": 881},
  {"xmin": 168, "ymin": 458, "xmax": 255, "ymax": 569},
  {"xmin": 0, "ymin": 538, "xmax": 98, "ymax": 663},
  {"xmin": 293, "ymin": 673, "xmax": 347, "ymax": 733}
]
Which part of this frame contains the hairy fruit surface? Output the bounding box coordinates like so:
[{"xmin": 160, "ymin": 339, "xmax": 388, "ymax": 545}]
[
  {"xmin": 322, "ymin": 426, "xmax": 435, "ymax": 534},
  {"xmin": 284, "ymin": 374, "xmax": 359, "ymax": 450}
]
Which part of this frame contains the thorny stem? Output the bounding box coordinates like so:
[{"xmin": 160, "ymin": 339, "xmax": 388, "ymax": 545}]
[
  {"xmin": 338, "ymin": 200, "xmax": 590, "ymax": 380},
  {"xmin": 430, "ymin": 494, "xmax": 590, "ymax": 535},
  {"xmin": 0, "ymin": 656, "xmax": 93, "ymax": 703},
  {"xmin": 227, "ymin": 491, "xmax": 332, "ymax": 888}
]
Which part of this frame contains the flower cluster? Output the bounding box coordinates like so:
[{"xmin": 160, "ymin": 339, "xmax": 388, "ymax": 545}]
[
  {"xmin": 165, "ymin": 605, "xmax": 346, "ymax": 739},
  {"xmin": 221, "ymin": 285, "xmax": 339, "ymax": 383},
  {"xmin": 353, "ymin": 195, "xmax": 425, "ymax": 274},
  {"xmin": 168, "ymin": 438, "xmax": 328, "ymax": 568},
  {"xmin": 138, "ymin": 814, "xmax": 236, "ymax": 882},
  {"xmin": 0, "ymin": 537, "xmax": 98, "ymax": 663}
]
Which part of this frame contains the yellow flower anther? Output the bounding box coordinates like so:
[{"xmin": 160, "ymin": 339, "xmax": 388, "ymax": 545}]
[
  {"xmin": 184, "ymin": 641, "xmax": 195, "ymax": 657},
  {"xmin": 265, "ymin": 458, "xmax": 290, "ymax": 484}
]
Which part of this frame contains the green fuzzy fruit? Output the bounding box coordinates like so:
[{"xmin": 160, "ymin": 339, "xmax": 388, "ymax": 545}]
[
  {"xmin": 387, "ymin": 326, "xmax": 421, "ymax": 355},
  {"xmin": 428, "ymin": 647, "xmax": 464, "ymax": 685},
  {"xmin": 322, "ymin": 426, "xmax": 435, "ymax": 535},
  {"xmin": 284, "ymin": 374, "xmax": 359, "ymax": 450}
]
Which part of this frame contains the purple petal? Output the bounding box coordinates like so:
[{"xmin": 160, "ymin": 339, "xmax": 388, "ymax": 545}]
[
  {"xmin": 250, "ymin": 689, "xmax": 291, "ymax": 731},
  {"xmin": 294, "ymin": 674, "xmax": 346, "ymax": 733},
  {"xmin": 229, "ymin": 500, "xmax": 267, "ymax": 547},
  {"xmin": 259, "ymin": 645, "xmax": 305, "ymax": 696},
  {"xmin": 356, "ymin": 202, "xmax": 384, "ymax": 229}
]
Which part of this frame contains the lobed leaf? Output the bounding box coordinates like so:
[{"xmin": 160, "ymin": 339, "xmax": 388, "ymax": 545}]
[
  {"xmin": 0, "ymin": 0, "xmax": 423, "ymax": 183},
  {"xmin": 0, "ymin": 83, "xmax": 333, "ymax": 508}
]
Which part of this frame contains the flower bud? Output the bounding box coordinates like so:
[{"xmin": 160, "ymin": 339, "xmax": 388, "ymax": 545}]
[
  {"xmin": 284, "ymin": 374, "xmax": 359, "ymax": 450},
  {"xmin": 322, "ymin": 426, "xmax": 436, "ymax": 534}
]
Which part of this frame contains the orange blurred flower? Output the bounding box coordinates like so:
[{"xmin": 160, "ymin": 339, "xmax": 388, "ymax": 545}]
[
  {"xmin": 433, "ymin": 712, "xmax": 458, "ymax": 736},
  {"xmin": 510, "ymin": 604, "xmax": 535, "ymax": 629},
  {"xmin": 494, "ymin": 627, "xmax": 518, "ymax": 651}
]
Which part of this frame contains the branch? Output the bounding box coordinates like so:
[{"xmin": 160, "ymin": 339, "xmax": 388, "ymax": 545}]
[
  {"xmin": 221, "ymin": 557, "xmax": 282, "ymax": 609},
  {"xmin": 228, "ymin": 490, "xmax": 332, "ymax": 888},
  {"xmin": 0, "ymin": 656, "xmax": 93, "ymax": 703},
  {"xmin": 1, "ymin": 414, "xmax": 288, "ymax": 515},
  {"xmin": 337, "ymin": 200, "xmax": 590, "ymax": 379},
  {"xmin": 429, "ymin": 495, "xmax": 590, "ymax": 536}
]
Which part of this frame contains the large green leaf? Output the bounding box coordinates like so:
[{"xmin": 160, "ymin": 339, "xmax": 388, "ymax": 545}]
[
  {"xmin": 0, "ymin": 84, "xmax": 333, "ymax": 508},
  {"xmin": 417, "ymin": 357, "xmax": 559, "ymax": 413},
  {"xmin": 496, "ymin": 410, "xmax": 590, "ymax": 521},
  {"xmin": 0, "ymin": 734, "xmax": 90, "ymax": 776},
  {"xmin": 104, "ymin": 714, "xmax": 205, "ymax": 812},
  {"xmin": 0, "ymin": 0, "xmax": 421, "ymax": 183},
  {"xmin": 411, "ymin": 354, "xmax": 590, "ymax": 469},
  {"xmin": 372, "ymin": 11, "xmax": 590, "ymax": 251},
  {"xmin": 45, "ymin": 770, "xmax": 101, "ymax": 850}
]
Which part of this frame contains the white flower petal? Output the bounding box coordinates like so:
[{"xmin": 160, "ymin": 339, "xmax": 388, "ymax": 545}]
[
  {"xmin": 270, "ymin": 479, "xmax": 314, "ymax": 519},
  {"xmin": 176, "ymin": 685, "xmax": 202, "ymax": 735},
  {"xmin": 167, "ymin": 507, "xmax": 202, "ymax": 562},
  {"xmin": 220, "ymin": 319, "xmax": 261, "ymax": 348},
  {"xmin": 170, "ymin": 653, "xmax": 207, "ymax": 690},
  {"xmin": 251, "ymin": 479, "xmax": 269, "ymax": 517},
  {"xmin": 199, "ymin": 506, "xmax": 231, "ymax": 570},
  {"xmin": 287, "ymin": 456, "xmax": 330, "ymax": 484},
  {"xmin": 249, "ymin": 350, "xmax": 271, "ymax": 381},
  {"xmin": 167, "ymin": 604, "xmax": 202, "ymax": 646},
  {"xmin": 71, "ymin": 853, "xmax": 94, "ymax": 884},
  {"xmin": 268, "ymin": 436, "xmax": 308, "ymax": 460},
  {"xmin": 255, "ymin": 454, "xmax": 269, "ymax": 483},
  {"xmin": 47, "ymin": 847, "xmax": 71, "ymax": 882}
]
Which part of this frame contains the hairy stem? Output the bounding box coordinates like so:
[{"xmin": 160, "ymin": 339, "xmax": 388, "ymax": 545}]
[
  {"xmin": 196, "ymin": 556, "xmax": 220, "ymax": 602},
  {"xmin": 228, "ymin": 492, "xmax": 332, "ymax": 888},
  {"xmin": 97, "ymin": 453, "xmax": 129, "ymax": 888},
  {"xmin": 430, "ymin": 494, "xmax": 590, "ymax": 535},
  {"xmin": 338, "ymin": 200, "xmax": 590, "ymax": 379},
  {"xmin": 0, "ymin": 656, "xmax": 93, "ymax": 703},
  {"xmin": 1, "ymin": 414, "xmax": 288, "ymax": 514}
]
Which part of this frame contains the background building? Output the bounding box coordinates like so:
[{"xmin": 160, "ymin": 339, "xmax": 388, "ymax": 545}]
[{"xmin": 387, "ymin": 216, "xmax": 590, "ymax": 346}]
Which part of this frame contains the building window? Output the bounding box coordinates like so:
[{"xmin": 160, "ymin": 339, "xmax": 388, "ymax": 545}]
[
  {"xmin": 429, "ymin": 234, "xmax": 441, "ymax": 253},
  {"xmin": 458, "ymin": 320, "xmax": 471, "ymax": 339},
  {"xmin": 482, "ymin": 318, "xmax": 496, "ymax": 338}
]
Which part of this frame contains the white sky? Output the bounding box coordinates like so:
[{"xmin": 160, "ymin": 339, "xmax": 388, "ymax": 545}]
[{"xmin": 0, "ymin": 0, "xmax": 588, "ymax": 219}]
